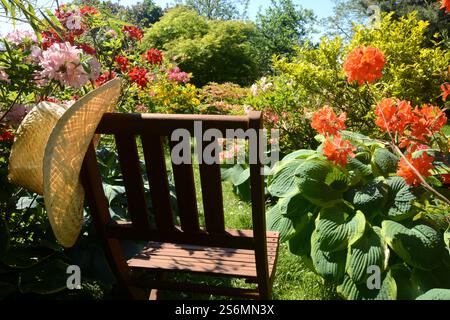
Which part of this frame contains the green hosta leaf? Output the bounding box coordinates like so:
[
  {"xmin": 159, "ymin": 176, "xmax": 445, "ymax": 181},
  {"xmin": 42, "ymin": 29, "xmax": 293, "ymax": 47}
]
[
  {"xmin": 221, "ymin": 164, "xmax": 245, "ymax": 184},
  {"xmin": 296, "ymin": 159, "xmax": 342, "ymax": 206},
  {"xmin": 18, "ymin": 259, "xmax": 69, "ymax": 294},
  {"xmin": 325, "ymin": 166, "xmax": 349, "ymax": 192},
  {"xmin": 103, "ymin": 183, "xmax": 126, "ymax": 205},
  {"xmin": 416, "ymin": 288, "xmax": 450, "ymax": 300},
  {"xmin": 266, "ymin": 204, "xmax": 295, "ymax": 242},
  {"xmin": 279, "ymin": 193, "xmax": 315, "ymax": 218},
  {"xmin": 289, "ymin": 213, "xmax": 315, "ymax": 257},
  {"xmin": 337, "ymin": 271, "xmax": 397, "ymax": 300},
  {"xmin": 340, "ymin": 130, "xmax": 384, "ymax": 148},
  {"xmin": 1, "ymin": 247, "xmax": 53, "ymax": 269},
  {"xmin": 268, "ymin": 159, "xmax": 303, "ymax": 197},
  {"xmin": 233, "ymin": 168, "xmax": 250, "ymax": 186},
  {"xmin": 346, "ymin": 226, "xmax": 388, "ymax": 284},
  {"xmin": 381, "ymin": 221, "xmax": 444, "ymax": 270},
  {"xmin": 347, "ymin": 157, "xmax": 372, "ymax": 177},
  {"xmin": 282, "ymin": 149, "xmax": 316, "ymax": 161},
  {"xmin": 315, "ymin": 205, "xmax": 366, "ymax": 252},
  {"xmin": 311, "ymin": 231, "xmax": 346, "ymax": 282},
  {"xmin": 384, "ymin": 177, "xmax": 416, "ymax": 220},
  {"xmin": 345, "ymin": 178, "xmax": 388, "ymax": 216},
  {"xmin": 390, "ymin": 264, "xmax": 421, "ymax": 300},
  {"xmin": 371, "ymin": 148, "xmax": 399, "ymax": 176}
]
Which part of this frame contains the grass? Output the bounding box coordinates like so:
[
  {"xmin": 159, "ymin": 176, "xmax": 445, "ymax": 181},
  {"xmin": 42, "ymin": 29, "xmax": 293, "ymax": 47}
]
[{"xmin": 158, "ymin": 161, "xmax": 337, "ymax": 300}]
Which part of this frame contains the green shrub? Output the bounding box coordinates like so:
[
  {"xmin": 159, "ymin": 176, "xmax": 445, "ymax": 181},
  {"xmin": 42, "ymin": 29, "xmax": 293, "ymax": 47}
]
[
  {"xmin": 248, "ymin": 12, "xmax": 450, "ymax": 153},
  {"xmin": 141, "ymin": 6, "xmax": 259, "ymax": 87}
]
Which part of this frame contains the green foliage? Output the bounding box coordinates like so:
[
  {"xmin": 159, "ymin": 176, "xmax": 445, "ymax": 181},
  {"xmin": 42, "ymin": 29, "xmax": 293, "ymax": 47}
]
[
  {"xmin": 141, "ymin": 6, "xmax": 259, "ymax": 86},
  {"xmin": 253, "ymin": 0, "xmax": 315, "ymax": 71},
  {"xmin": 183, "ymin": 0, "xmax": 249, "ymax": 20},
  {"xmin": 266, "ymin": 132, "xmax": 450, "ymax": 300},
  {"xmin": 248, "ymin": 12, "xmax": 450, "ymax": 153}
]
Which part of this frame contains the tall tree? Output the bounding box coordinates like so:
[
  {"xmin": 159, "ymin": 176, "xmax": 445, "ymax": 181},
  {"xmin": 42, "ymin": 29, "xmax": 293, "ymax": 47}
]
[
  {"xmin": 327, "ymin": 0, "xmax": 450, "ymax": 46},
  {"xmin": 182, "ymin": 0, "xmax": 249, "ymax": 20},
  {"xmin": 254, "ymin": 0, "xmax": 316, "ymax": 72}
]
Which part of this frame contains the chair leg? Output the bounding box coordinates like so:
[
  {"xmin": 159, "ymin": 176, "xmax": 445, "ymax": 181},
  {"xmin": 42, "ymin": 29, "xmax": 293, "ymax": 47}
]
[{"xmin": 149, "ymin": 271, "xmax": 168, "ymax": 300}]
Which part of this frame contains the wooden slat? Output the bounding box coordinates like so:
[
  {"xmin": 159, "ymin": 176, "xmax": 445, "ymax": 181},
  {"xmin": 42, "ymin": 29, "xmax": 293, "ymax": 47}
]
[
  {"xmin": 248, "ymin": 111, "xmax": 271, "ymax": 299},
  {"xmin": 106, "ymin": 223, "xmax": 255, "ymax": 249},
  {"xmin": 80, "ymin": 143, "xmax": 147, "ymax": 299},
  {"xmin": 96, "ymin": 113, "xmax": 250, "ymax": 136},
  {"xmin": 168, "ymin": 140, "xmax": 200, "ymax": 233},
  {"xmin": 199, "ymin": 139, "xmax": 225, "ymax": 233},
  {"xmin": 115, "ymin": 134, "xmax": 150, "ymax": 230},
  {"xmin": 141, "ymin": 134, "xmax": 174, "ymax": 232}
]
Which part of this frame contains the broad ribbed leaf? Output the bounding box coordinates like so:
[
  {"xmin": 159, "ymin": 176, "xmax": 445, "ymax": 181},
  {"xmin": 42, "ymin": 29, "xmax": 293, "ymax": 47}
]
[
  {"xmin": 268, "ymin": 159, "xmax": 303, "ymax": 197},
  {"xmin": 385, "ymin": 177, "xmax": 416, "ymax": 220},
  {"xmin": 289, "ymin": 213, "xmax": 315, "ymax": 257},
  {"xmin": 346, "ymin": 226, "xmax": 387, "ymax": 284},
  {"xmin": 296, "ymin": 159, "xmax": 342, "ymax": 206},
  {"xmin": 311, "ymin": 231, "xmax": 346, "ymax": 282},
  {"xmin": 1, "ymin": 247, "xmax": 53, "ymax": 269},
  {"xmin": 381, "ymin": 221, "xmax": 444, "ymax": 270},
  {"xmin": 372, "ymin": 148, "xmax": 399, "ymax": 176},
  {"xmin": 279, "ymin": 193, "xmax": 315, "ymax": 218},
  {"xmin": 416, "ymin": 289, "xmax": 450, "ymax": 300},
  {"xmin": 345, "ymin": 178, "xmax": 388, "ymax": 215},
  {"xmin": 390, "ymin": 264, "xmax": 420, "ymax": 300},
  {"xmin": 340, "ymin": 130, "xmax": 384, "ymax": 148},
  {"xmin": 444, "ymin": 225, "xmax": 449, "ymax": 254},
  {"xmin": 347, "ymin": 157, "xmax": 372, "ymax": 176},
  {"xmin": 266, "ymin": 204, "xmax": 295, "ymax": 242},
  {"xmin": 337, "ymin": 271, "xmax": 397, "ymax": 300},
  {"xmin": 282, "ymin": 149, "xmax": 316, "ymax": 161},
  {"xmin": 325, "ymin": 167, "xmax": 349, "ymax": 192},
  {"xmin": 221, "ymin": 164, "xmax": 245, "ymax": 185},
  {"xmin": 315, "ymin": 206, "xmax": 366, "ymax": 252},
  {"xmin": 18, "ymin": 259, "xmax": 69, "ymax": 294}
]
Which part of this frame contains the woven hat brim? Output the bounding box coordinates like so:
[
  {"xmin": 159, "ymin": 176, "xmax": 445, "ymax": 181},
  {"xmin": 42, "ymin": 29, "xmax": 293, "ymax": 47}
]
[{"xmin": 43, "ymin": 78, "xmax": 122, "ymax": 248}]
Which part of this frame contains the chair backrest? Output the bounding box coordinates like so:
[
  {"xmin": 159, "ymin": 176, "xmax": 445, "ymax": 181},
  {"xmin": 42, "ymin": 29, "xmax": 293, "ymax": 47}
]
[{"xmin": 80, "ymin": 111, "xmax": 268, "ymax": 283}]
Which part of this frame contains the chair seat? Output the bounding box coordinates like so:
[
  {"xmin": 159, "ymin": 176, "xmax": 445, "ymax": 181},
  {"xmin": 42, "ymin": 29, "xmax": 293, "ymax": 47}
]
[{"xmin": 127, "ymin": 231, "xmax": 279, "ymax": 279}]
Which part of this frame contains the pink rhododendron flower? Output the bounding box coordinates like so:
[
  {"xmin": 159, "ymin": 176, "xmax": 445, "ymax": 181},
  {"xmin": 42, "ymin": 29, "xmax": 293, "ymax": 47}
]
[
  {"xmin": 167, "ymin": 67, "xmax": 190, "ymax": 83},
  {"xmin": 0, "ymin": 104, "xmax": 33, "ymax": 127},
  {"xmin": 87, "ymin": 57, "xmax": 102, "ymax": 81},
  {"xmin": 66, "ymin": 12, "xmax": 83, "ymax": 30},
  {"xmin": 5, "ymin": 29, "xmax": 38, "ymax": 45},
  {"xmin": 0, "ymin": 68, "xmax": 9, "ymax": 83},
  {"xmin": 39, "ymin": 42, "xmax": 89, "ymax": 88}
]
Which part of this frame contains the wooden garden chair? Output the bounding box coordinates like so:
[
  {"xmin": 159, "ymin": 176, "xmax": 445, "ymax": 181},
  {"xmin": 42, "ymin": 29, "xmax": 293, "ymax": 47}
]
[{"xmin": 80, "ymin": 111, "xmax": 279, "ymax": 300}]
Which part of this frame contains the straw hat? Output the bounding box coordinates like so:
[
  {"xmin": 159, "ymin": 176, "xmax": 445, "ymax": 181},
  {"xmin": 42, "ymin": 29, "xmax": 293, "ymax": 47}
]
[{"xmin": 8, "ymin": 78, "xmax": 122, "ymax": 247}]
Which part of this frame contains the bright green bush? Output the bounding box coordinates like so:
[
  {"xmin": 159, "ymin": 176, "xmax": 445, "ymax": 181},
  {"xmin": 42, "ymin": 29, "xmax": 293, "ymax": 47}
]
[
  {"xmin": 248, "ymin": 12, "xmax": 450, "ymax": 153},
  {"xmin": 141, "ymin": 6, "xmax": 259, "ymax": 86}
]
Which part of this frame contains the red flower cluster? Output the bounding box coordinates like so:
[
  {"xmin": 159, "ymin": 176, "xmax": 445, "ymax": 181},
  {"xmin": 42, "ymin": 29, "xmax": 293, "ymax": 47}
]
[
  {"xmin": 80, "ymin": 6, "xmax": 99, "ymax": 15},
  {"xmin": 95, "ymin": 71, "xmax": 116, "ymax": 87},
  {"xmin": 77, "ymin": 43, "xmax": 96, "ymax": 55},
  {"xmin": 128, "ymin": 67, "xmax": 149, "ymax": 88},
  {"xmin": 115, "ymin": 56, "xmax": 129, "ymax": 72},
  {"xmin": 0, "ymin": 129, "xmax": 14, "ymax": 142},
  {"xmin": 144, "ymin": 48, "xmax": 163, "ymax": 65},
  {"xmin": 311, "ymin": 105, "xmax": 346, "ymax": 136},
  {"xmin": 375, "ymin": 98, "xmax": 447, "ymax": 151},
  {"xmin": 441, "ymin": 0, "xmax": 450, "ymax": 13},
  {"xmin": 441, "ymin": 83, "xmax": 450, "ymax": 102},
  {"xmin": 343, "ymin": 46, "xmax": 385, "ymax": 85},
  {"xmin": 122, "ymin": 26, "xmax": 143, "ymax": 41},
  {"xmin": 322, "ymin": 135, "xmax": 356, "ymax": 167},
  {"xmin": 397, "ymin": 152, "xmax": 435, "ymax": 186},
  {"xmin": 311, "ymin": 106, "xmax": 355, "ymax": 166}
]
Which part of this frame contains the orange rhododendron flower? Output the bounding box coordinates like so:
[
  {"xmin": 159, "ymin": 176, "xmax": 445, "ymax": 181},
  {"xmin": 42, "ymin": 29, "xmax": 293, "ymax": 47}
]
[
  {"xmin": 441, "ymin": 83, "xmax": 450, "ymax": 102},
  {"xmin": 397, "ymin": 152, "xmax": 434, "ymax": 186},
  {"xmin": 374, "ymin": 98, "xmax": 414, "ymax": 135},
  {"xmin": 311, "ymin": 105, "xmax": 346, "ymax": 136},
  {"xmin": 441, "ymin": 0, "xmax": 450, "ymax": 13},
  {"xmin": 343, "ymin": 46, "xmax": 385, "ymax": 85},
  {"xmin": 410, "ymin": 105, "xmax": 447, "ymax": 142},
  {"xmin": 322, "ymin": 135, "xmax": 356, "ymax": 167}
]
